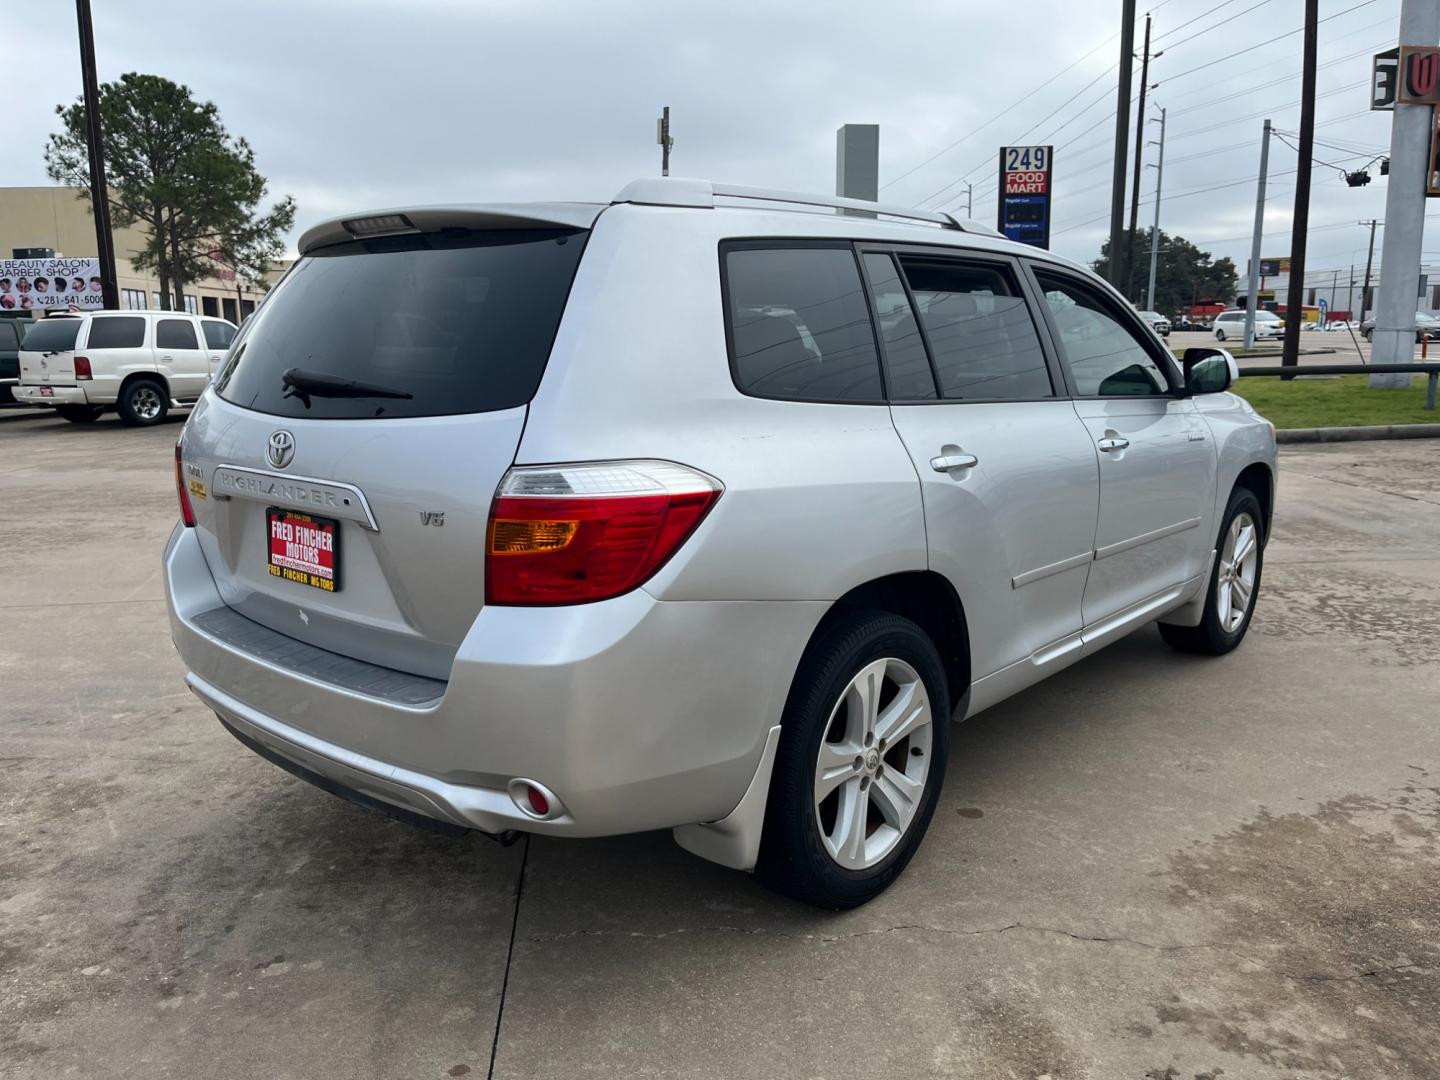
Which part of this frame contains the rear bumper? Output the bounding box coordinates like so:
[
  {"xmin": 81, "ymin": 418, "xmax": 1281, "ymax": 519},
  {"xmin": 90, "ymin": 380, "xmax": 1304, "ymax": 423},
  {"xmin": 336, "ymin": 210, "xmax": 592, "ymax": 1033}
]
[
  {"xmin": 164, "ymin": 523, "xmax": 823, "ymax": 841},
  {"xmin": 11, "ymin": 382, "xmax": 91, "ymax": 406}
]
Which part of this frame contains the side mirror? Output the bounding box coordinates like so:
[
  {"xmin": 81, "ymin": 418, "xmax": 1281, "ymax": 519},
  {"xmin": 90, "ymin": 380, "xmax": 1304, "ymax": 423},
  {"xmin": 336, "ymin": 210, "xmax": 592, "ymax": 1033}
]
[{"xmin": 1182, "ymin": 347, "xmax": 1238, "ymax": 395}]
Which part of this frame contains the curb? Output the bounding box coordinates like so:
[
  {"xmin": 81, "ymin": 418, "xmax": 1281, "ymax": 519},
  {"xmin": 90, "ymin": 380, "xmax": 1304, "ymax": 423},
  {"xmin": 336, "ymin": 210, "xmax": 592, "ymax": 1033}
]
[{"xmin": 1277, "ymin": 423, "xmax": 1440, "ymax": 444}]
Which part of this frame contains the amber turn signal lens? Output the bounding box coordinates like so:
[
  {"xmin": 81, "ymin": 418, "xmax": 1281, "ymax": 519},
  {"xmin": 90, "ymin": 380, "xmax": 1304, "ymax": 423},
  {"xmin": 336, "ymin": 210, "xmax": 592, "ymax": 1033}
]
[{"xmin": 489, "ymin": 518, "xmax": 578, "ymax": 554}]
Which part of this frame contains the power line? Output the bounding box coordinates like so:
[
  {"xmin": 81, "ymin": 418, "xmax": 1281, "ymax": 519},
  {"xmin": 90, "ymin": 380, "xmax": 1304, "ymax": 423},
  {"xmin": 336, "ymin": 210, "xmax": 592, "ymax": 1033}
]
[
  {"xmin": 1152, "ymin": 0, "xmax": 1246, "ymax": 42},
  {"xmin": 1158, "ymin": 0, "xmax": 1280, "ymax": 53}
]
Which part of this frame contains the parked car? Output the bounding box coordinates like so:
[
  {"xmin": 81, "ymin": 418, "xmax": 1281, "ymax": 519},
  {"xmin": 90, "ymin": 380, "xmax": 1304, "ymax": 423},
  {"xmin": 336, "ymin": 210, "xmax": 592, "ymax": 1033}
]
[
  {"xmin": 1324, "ymin": 319, "xmax": 1360, "ymax": 332},
  {"xmin": 12, "ymin": 310, "xmax": 237, "ymax": 425},
  {"xmin": 165, "ymin": 179, "xmax": 1278, "ymax": 908},
  {"xmin": 0, "ymin": 317, "xmax": 23, "ymax": 405},
  {"xmin": 1213, "ymin": 309, "xmax": 1283, "ymax": 342},
  {"xmin": 1359, "ymin": 310, "xmax": 1440, "ymax": 342},
  {"xmin": 1136, "ymin": 310, "xmax": 1170, "ymax": 337}
]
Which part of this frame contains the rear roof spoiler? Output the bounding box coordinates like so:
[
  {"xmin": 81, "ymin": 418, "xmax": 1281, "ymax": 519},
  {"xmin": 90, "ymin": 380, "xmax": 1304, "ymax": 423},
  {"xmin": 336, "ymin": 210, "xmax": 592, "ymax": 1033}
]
[{"xmin": 298, "ymin": 203, "xmax": 604, "ymax": 255}]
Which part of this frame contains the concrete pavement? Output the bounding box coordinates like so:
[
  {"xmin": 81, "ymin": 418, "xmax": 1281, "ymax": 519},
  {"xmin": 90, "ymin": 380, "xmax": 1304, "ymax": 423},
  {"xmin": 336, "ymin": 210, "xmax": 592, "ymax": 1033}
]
[{"xmin": 2, "ymin": 408, "xmax": 1437, "ymax": 1079}]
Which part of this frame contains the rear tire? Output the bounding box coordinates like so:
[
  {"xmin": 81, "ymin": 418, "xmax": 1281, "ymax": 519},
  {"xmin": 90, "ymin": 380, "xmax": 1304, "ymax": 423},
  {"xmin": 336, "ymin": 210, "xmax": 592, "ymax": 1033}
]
[
  {"xmin": 1215, "ymin": 329, "xmax": 1226, "ymax": 341},
  {"xmin": 56, "ymin": 404, "xmax": 103, "ymax": 424},
  {"xmin": 755, "ymin": 610, "xmax": 950, "ymax": 909},
  {"xmin": 1160, "ymin": 488, "xmax": 1265, "ymax": 656},
  {"xmin": 117, "ymin": 379, "xmax": 168, "ymax": 427}
]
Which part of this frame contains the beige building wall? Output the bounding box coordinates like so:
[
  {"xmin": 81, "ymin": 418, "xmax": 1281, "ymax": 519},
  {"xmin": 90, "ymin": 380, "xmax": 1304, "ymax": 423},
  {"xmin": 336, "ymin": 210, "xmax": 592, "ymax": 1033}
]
[{"xmin": 0, "ymin": 186, "xmax": 288, "ymax": 323}]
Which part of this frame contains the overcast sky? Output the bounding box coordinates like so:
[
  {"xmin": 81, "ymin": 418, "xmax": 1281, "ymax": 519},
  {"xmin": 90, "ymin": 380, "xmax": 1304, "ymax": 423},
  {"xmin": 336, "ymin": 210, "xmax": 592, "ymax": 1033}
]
[{"xmin": 2, "ymin": 0, "xmax": 1422, "ymax": 293}]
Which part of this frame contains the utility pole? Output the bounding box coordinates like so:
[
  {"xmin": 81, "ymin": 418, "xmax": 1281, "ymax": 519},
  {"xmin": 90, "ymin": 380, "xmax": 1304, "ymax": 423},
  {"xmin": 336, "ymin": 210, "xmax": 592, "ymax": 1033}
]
[
  {"xmin": 1371, "ymin": 0, "xmax": 1440, "ymax": 387},
  {"xmin": 1145, "ymin": 106, "xmax": 1167, "ymax": 312},
  {"xmin": 1347, "ymin": 262, "xmax": 1355, "ymax": 319},
  {"xmin": 75, "ymin": 0, "xmax": 118, "ymax": 311},
  {"xmin": 1125, "ymin": 14, "xmax": 1154, "ymax": 301},
  {"xmin": 1108, "ymin": 0, "xmax": 1137, "ymax": 289},
  {"xmin": 1244, "ymin": 119, "xmax": 1273, "ymax": 350},
  {"xmin": 1359, "ymin": 220, "xmax": 1380, "ymax": 324},
  {"xmin": 1331, "ymin": 267, "xmax": 1339, "ymax": 321},
  {"xmin": 657, "ymin": 106, "xmax": 673, "ymax": 177},
  {"xmin": 964, "ymin": 182, "xmax": 973, "ymax": 218},
  {"xmin": 1281, "ymin": 0, "xmax": 1319, "ymax": 371}
]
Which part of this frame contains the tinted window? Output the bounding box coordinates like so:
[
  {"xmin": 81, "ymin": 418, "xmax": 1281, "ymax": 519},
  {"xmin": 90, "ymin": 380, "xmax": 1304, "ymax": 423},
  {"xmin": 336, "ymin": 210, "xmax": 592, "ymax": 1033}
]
[
  {"xmin": 201, "ymin": 321, "xmax": 236, "ymax": 349},
  {"xmin": 863, "ymin": 253, "xmax": 936, "ymax": 400},
  {"xmin": 87, "ymin": 316, "xmax": 146, "ymax": 350},
  {"xmin": 156, "ymin": 319, "xmax": 199, "ymax": 349},
  {"xmin": 19, "ymin": 319, "xmax": 80, "ymax": 352},
  {"xmin": 0, "ymin": 321, "xmax": 19, "ymax": 349},
  {"xmin": 723, "ymin": 245, "xmax": 882, "ymax": 402},
  {"xmin": 217, "ymin": 229, "xmax": 586, "ymax": 419},
  {"xmin": 1035, "ymin": 271, "xmax": 1170, "ymax": 396},
  {"xmin": 900, "ymin": 258, "xmax": 1052, "ymax": 400}
]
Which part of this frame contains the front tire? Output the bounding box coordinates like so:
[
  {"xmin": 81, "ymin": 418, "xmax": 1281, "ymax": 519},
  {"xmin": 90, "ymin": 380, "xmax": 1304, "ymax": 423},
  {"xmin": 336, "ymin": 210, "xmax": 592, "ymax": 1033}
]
[
  {"xmin": 56, "ymin": 404, "xmax": 103, "ymax": 424},
  {"xmin": 117, "ymin": 379, "xmax": 169, "ymax": 427},
  {"xmin": 1160, "ymin": 488, "xmax": 1265, "ymax": 656},
  {"xmin": 756, "ymin": 611, "xmax": 950, "ymax": 909},
  {"xmin": 1215, "ymin": 329, "xmax": 1227, "ymax": 341}
]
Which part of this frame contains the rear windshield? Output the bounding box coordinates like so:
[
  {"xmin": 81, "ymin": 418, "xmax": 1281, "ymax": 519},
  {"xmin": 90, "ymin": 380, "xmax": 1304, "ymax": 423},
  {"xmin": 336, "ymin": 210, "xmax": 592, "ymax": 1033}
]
[
  {"xmin": 22, "ymin": 318, "xmax": 81, "ymax": 352},
  {"xmin": 215, "ymin": 228, "xmax": 587, "ymax": 419}
]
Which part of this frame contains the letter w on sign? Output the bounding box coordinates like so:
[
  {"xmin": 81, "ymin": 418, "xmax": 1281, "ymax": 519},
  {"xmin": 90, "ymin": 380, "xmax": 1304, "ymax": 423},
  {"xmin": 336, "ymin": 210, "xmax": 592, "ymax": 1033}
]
[{"xmin": 1399, "ymin": 46, "xmax": 1440, "ymax": 105}]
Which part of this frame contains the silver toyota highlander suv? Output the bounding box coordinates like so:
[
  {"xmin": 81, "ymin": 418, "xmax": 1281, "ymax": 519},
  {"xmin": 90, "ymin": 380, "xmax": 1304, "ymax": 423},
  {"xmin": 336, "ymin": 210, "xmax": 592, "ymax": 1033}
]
[{"xmin": 164, "ymin": 179, "xmax": 1277, "ymax": 908}]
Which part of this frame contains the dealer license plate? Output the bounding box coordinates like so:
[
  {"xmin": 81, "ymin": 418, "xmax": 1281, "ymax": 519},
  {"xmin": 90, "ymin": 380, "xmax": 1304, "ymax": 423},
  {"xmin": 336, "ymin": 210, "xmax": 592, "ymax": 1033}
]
[{"xmin": 266, "ymin": 508, "xmax": 340, "ymax": 592}]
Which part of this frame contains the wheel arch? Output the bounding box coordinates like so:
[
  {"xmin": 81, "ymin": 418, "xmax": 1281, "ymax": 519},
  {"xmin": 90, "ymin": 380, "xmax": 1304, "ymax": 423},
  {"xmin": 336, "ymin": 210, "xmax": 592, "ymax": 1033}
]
[
  {"xmin": 118, "ymin": 369, "xmax": 170, "ymax": 398},
  {"xmin": 1233, "ymin": 461, "xmax": 1274, "ymax": 543}
]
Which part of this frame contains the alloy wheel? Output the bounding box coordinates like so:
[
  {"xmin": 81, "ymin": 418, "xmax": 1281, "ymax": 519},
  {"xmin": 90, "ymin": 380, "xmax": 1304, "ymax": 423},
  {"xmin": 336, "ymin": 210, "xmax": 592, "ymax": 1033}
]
[
  {"xmin": 131, "ymin": 385, "xmax": 163, "ymax": 421},
  {"xmin": 813, "ymin": 657, "xmax": 934, "ymax": 870},
  {"xmin": 1216, "ymin": 511, "xmax": 1259, "ymax": 633}
]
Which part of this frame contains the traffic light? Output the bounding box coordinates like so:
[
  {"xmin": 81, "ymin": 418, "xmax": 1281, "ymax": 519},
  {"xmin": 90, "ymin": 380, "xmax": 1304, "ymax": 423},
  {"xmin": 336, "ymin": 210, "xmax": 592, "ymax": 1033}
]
[
  {"xmin": 1380, "ymin": 158, "xmax": 1390, "ymax": 176},
  {"xmin": 1345, "ymin": 170, "xmax": 1372, "ymax": 187}
]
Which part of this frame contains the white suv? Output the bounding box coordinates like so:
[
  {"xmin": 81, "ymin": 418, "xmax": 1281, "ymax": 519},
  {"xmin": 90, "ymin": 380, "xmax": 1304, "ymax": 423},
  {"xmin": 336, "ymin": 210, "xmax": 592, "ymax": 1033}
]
[
  {"xmin": 14, "ymin": 310, "xmax": 237, "ymax": 425},
  {"xmin": 165, "ymin": 179, "xmax": 1277, "ymax": 907},
  {"xmin": 1213, "ymin": 308, "xmax": 1283, "ymax": 342}
]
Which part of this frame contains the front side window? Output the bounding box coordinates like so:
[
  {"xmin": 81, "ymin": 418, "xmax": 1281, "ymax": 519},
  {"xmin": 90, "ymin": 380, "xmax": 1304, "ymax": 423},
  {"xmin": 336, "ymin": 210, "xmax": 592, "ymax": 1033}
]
[
  {"xmin": 86, "ymin": 316, "xmax": 146, "ymax": 350},
  {"xmin": 1034, "ymin": 270, "xmax": 1170, "ymax": 396},
  {"xmin": 156, "ymin": 319, "xmax": 199, "ymax": 350},
  {"xmin": 898, "ymin": 258, "xmax": 1052, "ymax": 400},
  {"xmin": 722, "ymin": 244, "xmax": 882, "ymax": 403}
]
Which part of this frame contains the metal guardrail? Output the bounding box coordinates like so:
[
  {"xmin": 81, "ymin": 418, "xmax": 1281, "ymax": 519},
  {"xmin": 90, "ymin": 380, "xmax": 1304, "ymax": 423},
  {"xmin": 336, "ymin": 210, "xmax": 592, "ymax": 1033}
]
[{"xmin": 1237, "ymin": 363, "xmax": 1440, "ymax": 411}]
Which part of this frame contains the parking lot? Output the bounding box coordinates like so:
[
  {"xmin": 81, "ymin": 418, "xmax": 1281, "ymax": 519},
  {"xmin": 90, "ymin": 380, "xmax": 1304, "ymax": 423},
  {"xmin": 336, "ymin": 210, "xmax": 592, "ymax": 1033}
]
[{"xmin": 2, "ymin": 407, "xmax": 1437, "ymax": 1079}]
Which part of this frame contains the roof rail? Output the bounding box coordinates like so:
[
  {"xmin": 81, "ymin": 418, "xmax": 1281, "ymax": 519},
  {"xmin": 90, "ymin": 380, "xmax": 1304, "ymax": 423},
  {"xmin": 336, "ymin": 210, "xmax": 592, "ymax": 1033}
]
[{"xmin": 612, "ymin": 178, "xmax": 998, "ymax": 235}]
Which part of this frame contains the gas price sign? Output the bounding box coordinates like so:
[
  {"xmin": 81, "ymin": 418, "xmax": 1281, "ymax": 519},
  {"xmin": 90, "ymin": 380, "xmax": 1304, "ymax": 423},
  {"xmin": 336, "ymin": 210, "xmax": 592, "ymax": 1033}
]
[{"xmin": 997, "ymin": 145, "xmax": 1054, "ymax": 248}]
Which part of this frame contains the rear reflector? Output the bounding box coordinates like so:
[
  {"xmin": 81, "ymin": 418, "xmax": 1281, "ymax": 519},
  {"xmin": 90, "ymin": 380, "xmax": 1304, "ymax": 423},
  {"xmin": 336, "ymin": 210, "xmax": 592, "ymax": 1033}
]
[
  {"xmin": 73, "ymin": 356, "xmax": 92, "ymax": 380},
  {"xmin": 486, "ymin": 460, "xmax": 721, "ymax": 605},
  {"xmin": 175, "ymin": 443, "xmax": 196, "ymax": 528}
]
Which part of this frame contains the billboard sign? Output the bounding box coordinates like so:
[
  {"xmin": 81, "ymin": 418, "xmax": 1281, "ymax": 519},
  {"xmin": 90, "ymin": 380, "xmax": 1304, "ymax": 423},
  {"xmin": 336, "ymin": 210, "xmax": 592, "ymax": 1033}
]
[
  {"xmin": 0, "ymin": 257, "xmax": 103, "ymax": 312},
  {"xmin": 1372, "ymin": 47, "xmax": 1399, "ymax": 110},
  {"xmin": 996, "ymin": 145, "xmax": 1053, "ymax": 248},
  {"xmin": 1398, "ymin": 45, "xmax": 1440, "ymax": 106},
  {"xmin": 1257, "ymin": 257, "xmax": 1290, "ymax": 277}
]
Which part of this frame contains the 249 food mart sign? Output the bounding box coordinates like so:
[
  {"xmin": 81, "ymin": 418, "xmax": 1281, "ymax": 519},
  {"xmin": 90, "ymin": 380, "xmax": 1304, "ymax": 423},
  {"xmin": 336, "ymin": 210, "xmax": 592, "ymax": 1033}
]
[{"xmin": 997, "ymin": 145, "xmax": 1053, "ymax": 249}]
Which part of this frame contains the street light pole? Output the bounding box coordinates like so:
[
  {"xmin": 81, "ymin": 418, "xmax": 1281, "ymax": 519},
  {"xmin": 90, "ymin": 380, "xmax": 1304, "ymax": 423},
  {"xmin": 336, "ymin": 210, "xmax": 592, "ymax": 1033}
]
[
  {"xmin": 1281, "ymin": 0, "xmax": 1319, "ymax": 370},
  {"xmin": 1145, "ymin": 107, "xmax": 1166, "ymax": 312},
  {"xmin": 1244, "ymin": 119, "xmax": 1273, "ymax": 351},
  {"xmin": 75, "ymin": 0, "xmax": 118, "ymax": 311}
]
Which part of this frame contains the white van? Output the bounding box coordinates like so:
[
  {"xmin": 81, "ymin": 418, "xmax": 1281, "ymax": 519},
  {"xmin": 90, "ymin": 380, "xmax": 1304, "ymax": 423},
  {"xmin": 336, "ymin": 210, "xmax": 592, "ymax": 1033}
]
[{"xmin": 13, "ymin": 310, "xmax": 238, "ymax": 425}]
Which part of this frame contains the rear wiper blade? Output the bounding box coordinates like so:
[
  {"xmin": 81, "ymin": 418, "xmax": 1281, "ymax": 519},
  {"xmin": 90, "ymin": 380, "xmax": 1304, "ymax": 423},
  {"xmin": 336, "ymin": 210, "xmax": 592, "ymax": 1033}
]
[{"xmin": 281, "ymin": 367, "xmax": 413, "ymax": 406}]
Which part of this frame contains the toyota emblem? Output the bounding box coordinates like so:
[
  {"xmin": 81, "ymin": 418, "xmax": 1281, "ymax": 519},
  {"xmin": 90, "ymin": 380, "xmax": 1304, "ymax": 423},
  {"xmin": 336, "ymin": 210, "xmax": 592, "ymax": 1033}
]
[{"xmin": 266, "ymin": 430, "xmax": 296, "ymax": 469}]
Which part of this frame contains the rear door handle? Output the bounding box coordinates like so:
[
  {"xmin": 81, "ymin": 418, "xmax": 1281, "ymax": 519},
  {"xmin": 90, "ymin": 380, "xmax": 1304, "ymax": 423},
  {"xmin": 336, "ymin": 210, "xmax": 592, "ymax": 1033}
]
[
  {"xmin": 930, "ymin": 452, "xmax": 979, "ymax": 472},
  {"xmin": 1097, "ymin": 436, "xmax": 1130, "ymax": 453}
]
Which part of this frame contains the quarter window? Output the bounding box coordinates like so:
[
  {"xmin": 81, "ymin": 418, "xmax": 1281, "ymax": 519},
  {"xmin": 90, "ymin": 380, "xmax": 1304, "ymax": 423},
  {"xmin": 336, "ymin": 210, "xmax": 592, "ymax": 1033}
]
[
  {"xmin": 202, "ymin": 320, "xmax": 236, "ymax": 349},
  {"xmin": 1034, "ymin": 271, "xmax": 1170, "ymax": 396},
  {"xmin": 86, "ymin": 316, "xmax": 146, "ymax": 349},
  {"xmin": 156, "ymin": 319, "xmax": 200, "ymax": 350},
  {"xmin": 722, "ymin": 244, "xmax": 883, "ymax": 402},
  {"xmin": 898, "ymin": 258, "xmax": 1052, "ymax": 400}
]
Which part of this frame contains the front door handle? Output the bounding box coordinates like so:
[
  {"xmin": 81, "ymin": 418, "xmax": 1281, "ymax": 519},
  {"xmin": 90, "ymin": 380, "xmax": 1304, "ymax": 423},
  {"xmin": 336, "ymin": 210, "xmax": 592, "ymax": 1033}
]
[
  {"xmin": 1097, "ymin": 436, "xmax": 1130, "ymax": 453},
  {"xmin": 930, "ymin": 452, "xmax": 979, "ymax": 472}
]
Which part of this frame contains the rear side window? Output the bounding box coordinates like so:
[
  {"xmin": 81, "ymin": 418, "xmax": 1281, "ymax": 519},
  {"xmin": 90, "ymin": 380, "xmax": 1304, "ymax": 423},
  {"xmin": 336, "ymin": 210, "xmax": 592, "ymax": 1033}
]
[
  {"xmin": 216, "ymin": 228, "xmax": 587, "ymax": 419},
  {"xmin": 202, "ymin": 321, "xmax": 236, "ymax": 349},
  {"xmin": 157, "ymin": 319, "xmax": 199, "ymax": 349},
  {"xmin": 722, "ymin": 244, "xmax": 882, "ymax": 403},
  {"xmin": 87, "ymin": 316, "xmax": 146, "ymax": 349},
  {"xmin": 898, "ymin": 258, "xmax": 1052, "ymax": 400},
  {"xmin": 20, "ymin": 319, "xmax": 80, "ymax": 352},
  {"xmin": 862, "ymin": 253, "xmax": 936, "ymax": 400}
]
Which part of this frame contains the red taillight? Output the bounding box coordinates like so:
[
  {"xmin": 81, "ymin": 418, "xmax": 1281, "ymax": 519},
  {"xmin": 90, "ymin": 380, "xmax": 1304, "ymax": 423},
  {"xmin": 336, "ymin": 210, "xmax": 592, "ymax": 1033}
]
[
  {"xmin": 73, "ymin": 356, "xmax": 92, "ymax": 380},
  {"xmin": 175, "ymin": 443, "xmax": 196, "ymax": 528},
  {"xmin": 486, "ymin": 460, "xmax": 721, "ymax": 605}
]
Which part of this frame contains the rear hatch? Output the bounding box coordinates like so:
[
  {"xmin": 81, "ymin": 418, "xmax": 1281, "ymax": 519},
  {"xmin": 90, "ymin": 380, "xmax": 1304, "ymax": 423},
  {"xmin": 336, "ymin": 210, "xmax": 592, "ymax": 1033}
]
[
  {"xmin": 185, "ymin": 213, "xmax": 594, "ymax": 680},
  {"xmin": 18, "ymin": 316, "xmax": 82, "ymax": 384}
]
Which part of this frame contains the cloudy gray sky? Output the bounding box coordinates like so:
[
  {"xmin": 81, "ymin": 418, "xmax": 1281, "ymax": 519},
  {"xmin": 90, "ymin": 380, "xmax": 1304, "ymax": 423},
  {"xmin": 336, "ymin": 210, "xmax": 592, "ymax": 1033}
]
[{"xmin": 2, "ymin": 0, "xmax": 1422, "ymax": 292}]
